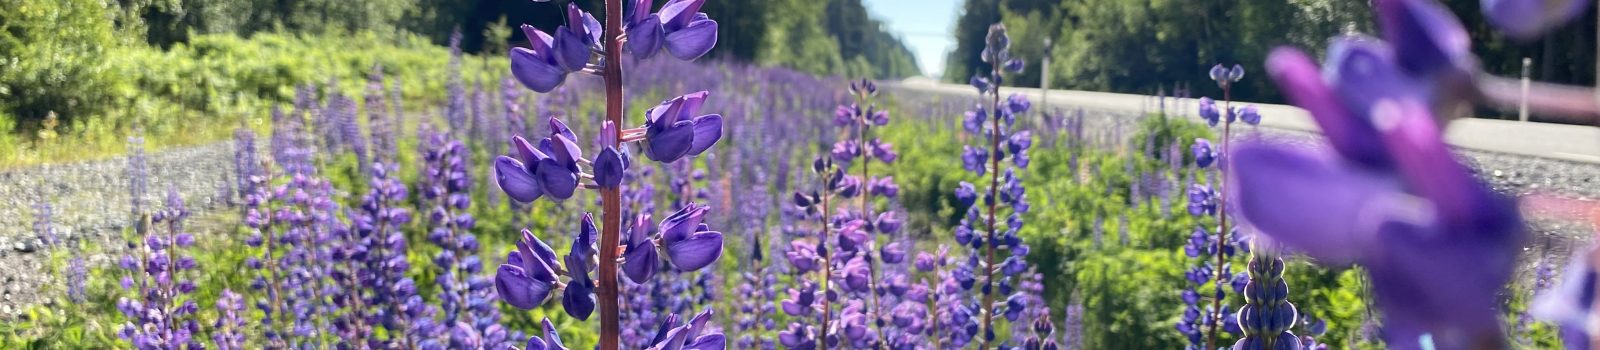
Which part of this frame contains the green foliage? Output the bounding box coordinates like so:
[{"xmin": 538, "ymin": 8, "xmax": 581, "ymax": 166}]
[
  {"xmin": 1130, "ymin": 112, "xmax": 1217, "ymax": 165},
  {"xmin": 749, "ymin": 0, "xmax": 921, "ymax": 79},
  {"xmin": 0, "ymin": 31, "xmax": 506, "ymax": 168},
  {"xmin": 0, "ymin": 0, "xmax": 124, "ymax": 128},
  {"xmin": 949, "ymin": 0, "xmax": 1593, "ymax": 106}
]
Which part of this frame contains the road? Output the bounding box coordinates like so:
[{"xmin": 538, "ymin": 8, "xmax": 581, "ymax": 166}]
[{"xmin": 892, "ymin": 78, "xmax": 1600, "ymax": 164}]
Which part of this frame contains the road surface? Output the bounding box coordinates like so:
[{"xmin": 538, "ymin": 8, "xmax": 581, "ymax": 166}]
[{"xmin": 893, "ymin": 78, "xmax": 1600, "ymax": 164}]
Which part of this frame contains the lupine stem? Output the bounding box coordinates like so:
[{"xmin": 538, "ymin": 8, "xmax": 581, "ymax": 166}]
[
  {"xmin": 819, "ymin": 173, "xmax": 835, "ymax": 349},
  {"xmin": 258, "ymin": 168, "xmax": 287, "ymax": 349},
  {"xmin": 597, "ymin": 0, "xmax": 625, "ymax": 348},
  {"xmin": 1204, "ymin": 84, "xmax": 1234, "ymax": 350},
  {"xmin": 857, "ymin": 92, "xmax": 888, "ymax": 350},
  {"xmin": 165, "ymin": 215, "xmax": 180, "ymax": 338},
  {"xmin": 978, "ymin": 58, "xmax": 1002, "ymax": 350}
]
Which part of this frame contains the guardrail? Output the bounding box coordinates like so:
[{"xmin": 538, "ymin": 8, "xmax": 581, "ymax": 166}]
[{"xmin": 890, "ymin": 80, "xmax": 1600, "ymax": 164}]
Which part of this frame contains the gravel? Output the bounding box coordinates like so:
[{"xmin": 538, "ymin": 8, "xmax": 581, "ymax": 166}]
[{"xmin": 0, "ymin": 141, "xmax": 237, "ymax": 317}]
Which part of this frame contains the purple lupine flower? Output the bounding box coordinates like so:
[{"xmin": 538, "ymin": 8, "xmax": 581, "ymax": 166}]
[
  {"xmin": 641, "ymin": 308, "xmax": 726, "ymax": 350},
  {"xmin": 118, "ymin": 187, "xmax": 204, "ymax": 350},
  {"xmin": 212, "ymin": 289, "xmax": 247, "ymax": 350},
  {"xmin": 232, "ymin": 128, "xmax": 260, "ymax": 199},
  {"xmin": 65, "ymin": 255, "xmax": 86, "ymax": 303},
  {"xmin": 418, "ymin": 128, "xmax": 513, "ymax": 348},
  {"xmin": 1237, "ymin": 105, "xmax": 1261, "ymax": 125},
  {"xmin": 512, "ymin": 24, "xmax": 568, "ymax": 93},
  {"xmin": 1198, "ymin": 98, "xmax": 1221, "ymax": 126},
  {"xmin": 1232, "ymin": 41, "xmax": 1526, "ymax": 348},
  {"xmin": 517, "ymin": 318, "xmax": 569, "ymax": 350},
  {"xmin": 626, "ymin": 0, "xmax": 719, "ymax": 61},
  {"xmin": 127, "ymin": 136, "xmax": 149, "ymax": 218},
  {"xmin": 951, "ymin": 22, "xmax": 1039, "ymax": 348},
  {"xmin": 351, "ymin": 161, "xmax": 428, "ymax": 349},
  {"xmin": 553, "ymin": 3, "xmax": 602, "ymax": 72},
  {"xmin": 1192, "ymin": 139, "xmax": 1216, "ymax": 168},
  {"xmin": 642, "ymin": 91, "xmax": 723, "ymax": 163},
  {"xmin": 1532, "ymin": 241, "xmax": 1598, "ymax": 348},
  {"xmin": 1230, "ymin": 248, "xmax": 1300, "ymax": 350},
  {"xmin": 365, "ymin": 65, "xmax": 398, "ymax": 164},
  {"xmin": 497, "ymin": 228, "xmax": 563, "ymax": 309},
  {"xmin": 657, "ymin": 202, "xmax": 726, "ymax": 272},
  {"xmin": 33, "ymin": 200, "xmax": 56, "ymax": 248}
]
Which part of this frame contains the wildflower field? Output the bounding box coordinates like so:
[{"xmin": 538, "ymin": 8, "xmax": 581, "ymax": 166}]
[{"xmin": 3, "ymin": 0, "xmax": 1600, "ymax": 349}]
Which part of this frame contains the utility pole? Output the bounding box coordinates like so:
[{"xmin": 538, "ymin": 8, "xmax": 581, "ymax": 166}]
[{"xmin": 1042, "ymin": 36, "xmax": 1052, "ymax": 113}]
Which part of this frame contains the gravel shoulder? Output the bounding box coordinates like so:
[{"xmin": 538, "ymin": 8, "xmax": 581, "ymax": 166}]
[{"xmin": 0, "ymin": 141, "xmax": 237, "ymax": 317}]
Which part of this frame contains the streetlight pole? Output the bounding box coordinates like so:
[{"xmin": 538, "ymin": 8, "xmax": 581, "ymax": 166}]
[
  {"xmin": 1522, "ymin": 57, "xmax": 1532, "ymax": 122},
  {"xmin": 1042, "ymin": 36, "xmax": 1052, "ymax": 113}
]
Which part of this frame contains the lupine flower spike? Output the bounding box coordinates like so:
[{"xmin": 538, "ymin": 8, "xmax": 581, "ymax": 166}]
[{"xmin": 499, "ymin": 2, "xmax": 727, "ymax": 349}]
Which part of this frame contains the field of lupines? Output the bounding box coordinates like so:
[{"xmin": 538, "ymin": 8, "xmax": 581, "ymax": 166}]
[{"xmin": 5, "ymin": 0, "xmax": 1600, "ymax": 349}]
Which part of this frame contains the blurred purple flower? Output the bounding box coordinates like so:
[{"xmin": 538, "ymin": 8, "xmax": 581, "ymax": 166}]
[{"xmin": 1233, "ymin": 47, "xmax": 1527, "ymax": 347}]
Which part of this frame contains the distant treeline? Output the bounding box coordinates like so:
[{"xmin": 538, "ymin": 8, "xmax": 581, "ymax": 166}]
[
  {"xmin": 944, "ymin": 0, "xmax": 1598, "ymax": 107},
  {"xmin": 113, "ymin": 0, "xmax": 922, "ymax": 79},
  {"xmin": 0, "ymin": 0, "xmax": 920, "ymax": 131}
]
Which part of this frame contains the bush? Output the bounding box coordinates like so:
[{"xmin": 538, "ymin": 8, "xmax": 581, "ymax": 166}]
[{"xmin": 0, "ymin": 0, "xmax": 124, "ymax": 128}]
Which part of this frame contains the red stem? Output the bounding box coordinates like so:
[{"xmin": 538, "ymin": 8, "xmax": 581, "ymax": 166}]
[
  {"xmin": 978, "ymin": 61, "xmax": 1002, "ymax": 350},
  {"xmin": 597, "ymin": 0, "xmax": 625, "ymax": 349}
]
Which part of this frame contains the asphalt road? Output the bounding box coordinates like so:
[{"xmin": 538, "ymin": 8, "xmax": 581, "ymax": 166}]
[{"xmin": 893, "ymin": 78, "xmax": 1600, "ymax": 164}]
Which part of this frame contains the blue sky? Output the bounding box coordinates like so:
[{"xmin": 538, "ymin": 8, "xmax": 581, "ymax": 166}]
[{"xmin": 862, "ymin": 0, "xmax": 962, "ymax": 78}]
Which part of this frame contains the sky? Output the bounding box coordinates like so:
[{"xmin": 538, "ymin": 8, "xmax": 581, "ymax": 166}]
[{"xmin": 862, "ymin": 0, "xmax": 963, "ymax": 78}]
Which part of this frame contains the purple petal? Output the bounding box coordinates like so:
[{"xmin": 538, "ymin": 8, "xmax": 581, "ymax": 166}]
[
  {"xmin": 495, "ymin": 265, "xmax": 554, "ymax": 309},
  {"xmin": 562, "ymin": 280, "xmax": 595, "ymax": 320},
  {"xmin": 1373, "ymin": 101, "xmax": 1520, "ymax": 231},
  {"xmin": 686, "ymin": 114, "xmax": 722, "ymax": 155},
  {"xmin": 520, "ymin": 24, "xmax": 555, "ymax": 56},
  {"xmin": 1375, "ymin": 0, "xmax": 1471, "ymax": 76},
  {"xmin": 1532, "ymin": 247, "xmax": 1598, "ymax": 335},
  {"xmin": 1228, "ymin": 142, "xmax": 1396, "ymax": 263},
  {"xmin": 494, "ymin": 156, "xmax": 544, "ymax": 202},
  {"xmin": 512, "ymin": 135, "xmax": 549, "ymax": 166},
  {"xmin": 665, "ymin": 16, "xmax": 717, "ymax": 61},
  {"xmin": 542, "ymin": 318, "xmax": 568, "ymax": 349},
  {"xmin": 518, "ymin": 228, "xmax": 562, "ymax": 278},
  {"xmin": 628, "ymin": 0, "xmax": 654, "ymax": 23},
  {"xmin": 623, "ymin": 239, "xmax": 659, "ymax": 282},
  {"xmin": 686, "ymin": 308, "xmax": 714, "ymax": 338},
  {"xmin": 659, "ymin": 203, "xmax": 707, "ymax": 243},
  {"xmin": 659, "ymin": 0, "xmax": 707, "ymax": 30},
  {"xmin": 579, "ymin": 8, "xmax": 603, "ymax": 44},
  {"xmin": 626, "ymin": 15, "xmax": 665, "ymax": 60},
  {"xmin": 1324, "ymin": 37, "xmax": 1426, "ymax": 123},
  {"xmin": 684, "ymin": 335, "xmax": 726, "ymax": 350},
  {"xmin": 645, "ymin": 121, "xmax": 696, "ymax": 162},
  {"xmin": 552, "ymin": 26, "xmax": 592, "ymax": 72},
  {"xmin": 524, "ymin": 336, "xmax": 548, "ymax": 350},
  {"xmin": 1265, "ymin": 47, "xmax": 1389, "ymax": 167},
  {"xmin": 549, "ymin": 117, "xmax": 577, "ymax": 142},
  {"xmin": 676, "ymin": 91, "xmax": 710, "ymax": 118},
  {"xmin": 666, "ymin": 231, "xmax": 723, "ymax": 272},
  {"xmin": 548, "ymin": 133, "xmax": 583, "ymax": 168},
  {"xmin": 593, "ymin": 146, "xmax": 625, "ymax": 188},
  {"xmin": 510, "ymin": 48, "xmax": 566, "ymax": 93},
  {"xmin": 535, "ymin": 158, "xmax": 578, "ymax": 200}
]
